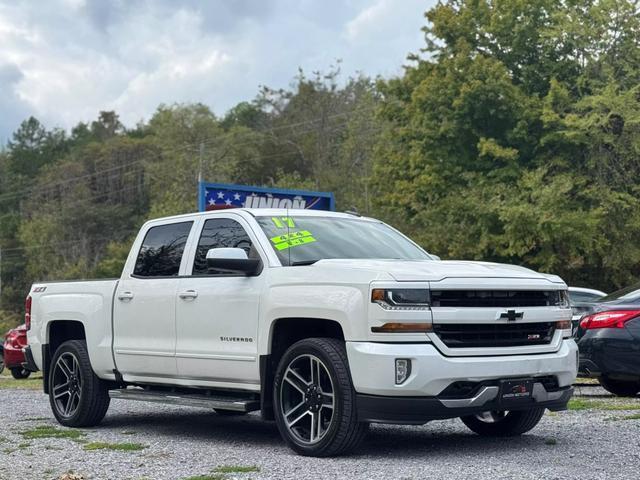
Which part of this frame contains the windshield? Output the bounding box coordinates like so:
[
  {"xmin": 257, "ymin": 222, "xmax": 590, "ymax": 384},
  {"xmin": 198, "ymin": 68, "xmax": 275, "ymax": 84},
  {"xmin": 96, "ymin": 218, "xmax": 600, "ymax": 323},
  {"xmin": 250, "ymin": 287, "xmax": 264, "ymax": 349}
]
[
  {"xmin": 599, "ymin": 281, "xmax": 640, "ymax": 304},
  {"xmin": 255, "ymin": 215, "xmax": 432, "ymax": 266}
]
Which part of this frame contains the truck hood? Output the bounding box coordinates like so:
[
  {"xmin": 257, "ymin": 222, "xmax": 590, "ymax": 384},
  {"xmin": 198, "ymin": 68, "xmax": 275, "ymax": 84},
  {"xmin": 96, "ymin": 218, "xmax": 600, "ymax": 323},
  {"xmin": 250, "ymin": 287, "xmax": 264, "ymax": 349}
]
[{"xmin": 312, "ymin": 259, "xmax": 564, "ymax": 283}]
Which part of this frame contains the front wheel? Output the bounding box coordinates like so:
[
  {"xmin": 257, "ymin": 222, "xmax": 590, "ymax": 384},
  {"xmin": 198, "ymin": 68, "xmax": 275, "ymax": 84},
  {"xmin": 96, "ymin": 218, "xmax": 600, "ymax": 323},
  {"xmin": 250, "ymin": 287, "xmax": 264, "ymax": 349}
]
[
  {"xmin": 273, "ymin": 338, "xmax": 368, "ymax": 457},
  {"xmin": 0, "ymin": 353, "xmax": 5, "ymax": 375},
  {"xmin": 599, "ymin": 376, "xmax": 640, "ymax": 397},
  {"xmin": 49, "ymin": 340, "xmax": 110, "ymax": 427},
  {"xmin": 461, "ymin": 408, "xmax": 545, "ymax": 436},
  {"xmin": 11, "ymin": 367, "xmax": 31, "ymax": 379}
]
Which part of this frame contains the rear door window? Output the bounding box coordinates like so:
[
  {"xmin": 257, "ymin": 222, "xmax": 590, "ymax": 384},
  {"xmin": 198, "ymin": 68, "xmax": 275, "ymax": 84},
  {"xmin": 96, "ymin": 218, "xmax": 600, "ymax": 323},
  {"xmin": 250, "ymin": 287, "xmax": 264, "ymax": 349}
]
[{"xmin": 133, "ymin": 222, "xmax": 193, "ymax": 277}]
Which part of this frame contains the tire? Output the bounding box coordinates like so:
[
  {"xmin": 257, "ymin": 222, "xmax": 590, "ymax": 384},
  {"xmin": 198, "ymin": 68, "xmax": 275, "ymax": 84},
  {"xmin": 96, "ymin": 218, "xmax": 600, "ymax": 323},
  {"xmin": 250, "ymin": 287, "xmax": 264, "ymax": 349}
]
[
  {"xmin": 49, "ymin": 340, "xmax": 110, "ymax": 427},
  {"xmin": 461, "ymin": 408, "xmax": 545, "ymax": 436},
  {"xmin": 11, "ymin": 367, "xmax": 31, "ymax": 379},
  {"xmin": 214, "ymin": 409, "xmax": 247, "ymax": 416},
  {"xmin": 273, "ymin": 337, "xmax": 368, "ymax": 457},
  {"xmin": 0, "ymin": 354, "xmax": 5, "ymax": 375},
  {"xmin": 599, "ymin": 376, "xmax": 640, "ymax": 397}
]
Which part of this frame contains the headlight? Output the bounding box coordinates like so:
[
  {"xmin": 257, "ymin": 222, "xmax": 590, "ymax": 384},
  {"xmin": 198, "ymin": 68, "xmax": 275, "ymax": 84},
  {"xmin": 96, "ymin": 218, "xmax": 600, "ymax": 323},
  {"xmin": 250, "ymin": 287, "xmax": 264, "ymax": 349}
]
[{"xmin": 371, "ymin": 288, "xmax": 430, "ymax": 311}]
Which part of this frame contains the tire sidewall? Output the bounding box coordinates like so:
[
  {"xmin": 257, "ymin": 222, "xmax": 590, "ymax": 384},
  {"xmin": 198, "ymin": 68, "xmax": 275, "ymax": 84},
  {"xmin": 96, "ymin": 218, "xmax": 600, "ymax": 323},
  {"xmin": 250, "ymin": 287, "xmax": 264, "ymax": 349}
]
[
  {"xmin": 273, "ymin": 339, "xmax": 349, "ymax": 455},
  {"xmin": 461, "ymin": 407, "xmax": 545, "ymax": 436},
  {"xmin": 11, "ymin": 367, "xmax": 30, "ymax": 379},
  {"xmin": 49, "ymin": 340, "xmax": 92, "ymax": 425},
  {"xmin": 599, "ymin": 376, "xmax": 640, "ymax": 397}
]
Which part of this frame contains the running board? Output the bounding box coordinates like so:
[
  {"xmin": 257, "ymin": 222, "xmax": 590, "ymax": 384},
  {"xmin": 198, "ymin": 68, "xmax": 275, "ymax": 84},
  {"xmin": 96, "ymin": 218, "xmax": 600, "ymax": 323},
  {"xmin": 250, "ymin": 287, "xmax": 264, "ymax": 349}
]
[{"xmin": 109, "ymin": 388, "xmax": 260, "ymax": 412}]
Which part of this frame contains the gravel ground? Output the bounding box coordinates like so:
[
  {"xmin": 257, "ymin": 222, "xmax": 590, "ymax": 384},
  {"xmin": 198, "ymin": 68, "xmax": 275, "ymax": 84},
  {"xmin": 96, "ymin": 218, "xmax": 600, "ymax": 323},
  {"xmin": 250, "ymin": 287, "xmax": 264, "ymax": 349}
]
[{"xmin": 1, "ymin": 379, "xmax": 639, "ymax": 480}]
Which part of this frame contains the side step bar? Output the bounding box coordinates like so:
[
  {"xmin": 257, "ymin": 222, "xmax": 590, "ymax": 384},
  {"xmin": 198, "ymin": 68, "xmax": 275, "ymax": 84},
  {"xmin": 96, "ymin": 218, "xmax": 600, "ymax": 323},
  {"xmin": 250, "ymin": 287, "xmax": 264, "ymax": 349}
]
[{"xmin": 109, "ymin": 388, "xmax": 260, "ymax": 412}]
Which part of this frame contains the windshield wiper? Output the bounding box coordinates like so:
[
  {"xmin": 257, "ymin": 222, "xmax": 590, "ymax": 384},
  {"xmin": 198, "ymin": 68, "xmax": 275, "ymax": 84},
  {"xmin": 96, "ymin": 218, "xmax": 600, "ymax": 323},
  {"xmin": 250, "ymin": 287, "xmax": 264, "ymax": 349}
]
[{"xmin": 290, "ymin": 260, "xmax": 320, "ymax": 266}]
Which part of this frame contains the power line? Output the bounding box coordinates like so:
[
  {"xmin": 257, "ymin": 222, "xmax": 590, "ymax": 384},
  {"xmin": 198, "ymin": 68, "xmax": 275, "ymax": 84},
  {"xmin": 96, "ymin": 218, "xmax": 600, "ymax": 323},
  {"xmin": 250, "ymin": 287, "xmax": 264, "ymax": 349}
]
[
  {"xmin": 0, "ymin": 114, "xmax": 385, "ymax": 257},
  {"xmin": 0, "ymin": 119, "xmax": 385, "ymax": 223},
  {"xmin": 0, "ymin": 102, "xmax": 384, "ymax": 205}
]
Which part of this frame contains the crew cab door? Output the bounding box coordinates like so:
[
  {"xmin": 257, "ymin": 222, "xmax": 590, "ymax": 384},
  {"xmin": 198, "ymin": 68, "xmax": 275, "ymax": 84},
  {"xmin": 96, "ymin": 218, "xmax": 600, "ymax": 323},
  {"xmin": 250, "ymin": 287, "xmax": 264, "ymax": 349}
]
[
  {"xmin": 175, "ymin": 215, "xmax": 264, "ymax": 389},
  {"xmin": 113, "ymin": 220, "xmax": 195, "ymax": 380}
]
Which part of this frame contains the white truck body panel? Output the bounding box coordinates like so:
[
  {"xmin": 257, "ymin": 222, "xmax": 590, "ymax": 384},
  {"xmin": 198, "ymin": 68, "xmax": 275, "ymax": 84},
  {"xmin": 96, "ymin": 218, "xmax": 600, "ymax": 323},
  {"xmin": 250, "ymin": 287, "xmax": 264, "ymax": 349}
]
[{"xmin": 29, "ymin": 279, "xmax": 118, "ymax": 378}]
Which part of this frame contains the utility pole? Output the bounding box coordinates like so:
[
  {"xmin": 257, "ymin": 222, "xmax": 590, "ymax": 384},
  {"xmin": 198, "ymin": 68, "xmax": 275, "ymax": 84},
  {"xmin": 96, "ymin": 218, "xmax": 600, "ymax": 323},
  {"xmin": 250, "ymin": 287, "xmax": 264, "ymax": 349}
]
[
  {"xmin": 197, "ymin": 142, "xmax": 205, "ymax": 212},
  {"xmin": 198, "ymin": 142, "xmax": 204, "ymax": 184}
]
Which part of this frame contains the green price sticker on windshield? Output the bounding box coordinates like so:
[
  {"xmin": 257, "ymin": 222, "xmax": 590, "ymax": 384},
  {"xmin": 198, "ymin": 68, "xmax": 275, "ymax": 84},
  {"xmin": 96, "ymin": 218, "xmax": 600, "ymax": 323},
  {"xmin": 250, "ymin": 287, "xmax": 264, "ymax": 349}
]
[
  {"xmin": 270, "ymin": 230, "xmax": 316, "ymax": 250},
  {"xmin": 272, "ymin": 217, "xmax": 296, "ymax": 228}
]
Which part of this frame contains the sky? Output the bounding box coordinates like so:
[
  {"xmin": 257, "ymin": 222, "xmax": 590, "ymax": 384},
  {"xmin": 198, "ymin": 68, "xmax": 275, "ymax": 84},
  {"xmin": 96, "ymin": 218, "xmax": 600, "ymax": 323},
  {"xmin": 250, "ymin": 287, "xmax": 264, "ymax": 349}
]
[{"xmin": 0, "ymin": 0, "xmax": 434, "ymax": 143}]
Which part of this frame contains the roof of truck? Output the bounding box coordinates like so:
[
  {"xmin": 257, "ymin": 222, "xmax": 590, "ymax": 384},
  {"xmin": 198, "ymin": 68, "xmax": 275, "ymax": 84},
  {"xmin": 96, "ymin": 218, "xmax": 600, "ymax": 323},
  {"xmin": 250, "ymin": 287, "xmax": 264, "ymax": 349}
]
[{"xmin": 143, "ymin": 208, "xmax": 377, "ymax": 226}]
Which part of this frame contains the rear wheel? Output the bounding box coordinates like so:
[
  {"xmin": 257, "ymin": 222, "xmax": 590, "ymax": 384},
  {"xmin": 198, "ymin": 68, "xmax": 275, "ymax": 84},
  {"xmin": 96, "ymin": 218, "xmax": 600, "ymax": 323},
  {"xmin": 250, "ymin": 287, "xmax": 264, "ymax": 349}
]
[
  {"xmin": 49, "ymin": 340, "xmax": 110, "ymax": 427},
  {"xmin": 273, "ymin": 338, "xmax": 368, "ymax": 457},
  {"xmin": 461, "ymin": 408, "xmax": 545, "ymax": 436},
  {"xmin": 0, "ymin": 353, "xmax": 5, "ymax": 374},
  {"xmin": 599, "ymin": 376, "xmax": 640, "ymax": 397},
  {"xmin": 10, "ymin": 367, "xmax": 30, "ymax": 379}
]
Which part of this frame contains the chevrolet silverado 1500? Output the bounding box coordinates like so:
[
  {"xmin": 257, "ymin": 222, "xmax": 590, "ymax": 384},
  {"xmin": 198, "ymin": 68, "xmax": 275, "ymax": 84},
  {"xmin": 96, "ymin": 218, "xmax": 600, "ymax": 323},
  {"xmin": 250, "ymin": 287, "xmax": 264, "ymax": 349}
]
[{"xmin": 25, "ymin": 209, "xmax": 577, "ymax": 456}]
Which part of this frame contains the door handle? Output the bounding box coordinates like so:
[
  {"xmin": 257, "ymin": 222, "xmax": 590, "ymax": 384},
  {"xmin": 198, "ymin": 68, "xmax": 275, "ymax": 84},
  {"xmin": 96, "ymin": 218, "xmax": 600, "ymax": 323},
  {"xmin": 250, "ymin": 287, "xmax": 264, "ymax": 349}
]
[
  {"xmin": 178, "ymin": 290, "xmax": 198, "ymax": 300},
  {"xmin": 118, "ymin": 291, "xmax": 134, "ymax": 301}
]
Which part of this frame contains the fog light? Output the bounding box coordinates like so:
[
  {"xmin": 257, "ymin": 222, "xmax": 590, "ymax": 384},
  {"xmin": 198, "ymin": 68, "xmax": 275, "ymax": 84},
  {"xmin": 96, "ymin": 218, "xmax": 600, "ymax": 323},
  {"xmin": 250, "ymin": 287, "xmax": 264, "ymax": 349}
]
[{"xmin": 395, "ymin": 358, "xmax": 411, "ymax": 385}]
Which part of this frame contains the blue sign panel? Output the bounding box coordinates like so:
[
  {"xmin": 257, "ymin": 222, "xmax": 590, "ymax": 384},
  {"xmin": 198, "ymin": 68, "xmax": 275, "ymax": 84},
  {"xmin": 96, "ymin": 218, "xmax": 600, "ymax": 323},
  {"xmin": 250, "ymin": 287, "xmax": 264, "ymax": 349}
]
[{"xmin": 198, "ymin": 182, "xmax": 335, "ymax": 212}]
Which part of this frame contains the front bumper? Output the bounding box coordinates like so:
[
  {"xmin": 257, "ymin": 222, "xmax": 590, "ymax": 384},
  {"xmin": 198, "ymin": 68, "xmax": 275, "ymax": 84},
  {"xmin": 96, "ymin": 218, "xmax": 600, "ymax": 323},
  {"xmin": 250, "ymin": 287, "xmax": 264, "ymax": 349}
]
[
  {"xmin": 357, "ymin": 385, "xmax": 573, "ymax": 424},
  {"xmin": 346, "ymin": 339, "xmax": 578, "ymax": 397}
]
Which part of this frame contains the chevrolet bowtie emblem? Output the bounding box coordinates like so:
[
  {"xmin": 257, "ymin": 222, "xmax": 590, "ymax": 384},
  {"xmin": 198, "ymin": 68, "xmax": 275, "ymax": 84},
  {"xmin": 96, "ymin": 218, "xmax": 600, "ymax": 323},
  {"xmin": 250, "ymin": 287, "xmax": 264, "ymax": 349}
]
[{"xmin": 499, "ymin": 310, "xmax": 524, "ymax": 322}]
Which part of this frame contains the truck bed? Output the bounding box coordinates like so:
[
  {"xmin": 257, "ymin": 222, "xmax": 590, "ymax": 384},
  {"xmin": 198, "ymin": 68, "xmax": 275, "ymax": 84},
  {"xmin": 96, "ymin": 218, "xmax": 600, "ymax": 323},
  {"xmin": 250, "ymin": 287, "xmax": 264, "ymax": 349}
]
[{"xmin": 29, "ymin": 279, "xmax": 120, "ymax": 380}]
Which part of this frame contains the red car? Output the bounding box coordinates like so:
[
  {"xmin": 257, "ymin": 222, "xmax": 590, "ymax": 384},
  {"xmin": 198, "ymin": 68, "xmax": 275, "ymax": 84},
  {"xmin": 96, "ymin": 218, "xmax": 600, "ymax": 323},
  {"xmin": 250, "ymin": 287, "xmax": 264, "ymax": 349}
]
[{"xmin": 2, "ymin": 324, "xmax": 31, "ymax": 379}]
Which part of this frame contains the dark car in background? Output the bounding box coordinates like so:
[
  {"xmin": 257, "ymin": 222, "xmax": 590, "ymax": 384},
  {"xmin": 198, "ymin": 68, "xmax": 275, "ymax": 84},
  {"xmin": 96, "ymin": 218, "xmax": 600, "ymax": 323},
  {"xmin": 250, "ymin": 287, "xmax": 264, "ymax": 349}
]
[
  {"xmin": 576, "ymin": 282, "xmax": 640, "ymax": 397},
  {"xmin": 569, "ymin": 286, "xmax": 606, "ymax": 334},
  {"xmin": 3, "ymin": 324, "xmax": 31, "ymax": 379}
]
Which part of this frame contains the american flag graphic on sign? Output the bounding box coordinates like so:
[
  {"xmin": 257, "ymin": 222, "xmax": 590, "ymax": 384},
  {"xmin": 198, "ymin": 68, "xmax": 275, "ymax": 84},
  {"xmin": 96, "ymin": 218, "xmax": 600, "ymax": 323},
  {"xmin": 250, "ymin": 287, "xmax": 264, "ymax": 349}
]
[{"xmin": 199, "ymin": 182, "xmax": 334, "ymax": 212}]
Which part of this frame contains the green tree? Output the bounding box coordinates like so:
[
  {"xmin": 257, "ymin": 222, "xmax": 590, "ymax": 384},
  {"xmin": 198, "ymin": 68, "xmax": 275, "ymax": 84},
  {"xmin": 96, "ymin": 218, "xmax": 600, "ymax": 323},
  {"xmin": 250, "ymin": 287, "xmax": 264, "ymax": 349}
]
[{"xmin": 373, "ymin": 0, "xmax": 640, "ymax": 291}]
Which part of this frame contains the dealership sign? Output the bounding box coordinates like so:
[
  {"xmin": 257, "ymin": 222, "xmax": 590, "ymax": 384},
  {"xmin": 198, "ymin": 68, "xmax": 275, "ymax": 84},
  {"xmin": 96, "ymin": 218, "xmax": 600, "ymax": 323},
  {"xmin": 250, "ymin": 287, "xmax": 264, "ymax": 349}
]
[{"xmin": 198, "ymin": 182, "xmax": 335, "ymax": 212}]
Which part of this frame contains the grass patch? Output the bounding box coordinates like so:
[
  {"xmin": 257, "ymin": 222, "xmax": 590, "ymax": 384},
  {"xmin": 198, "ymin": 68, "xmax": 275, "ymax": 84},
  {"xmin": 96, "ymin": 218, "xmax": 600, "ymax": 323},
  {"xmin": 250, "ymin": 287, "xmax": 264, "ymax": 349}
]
[
  {"xmin": 567, "ymin": 398, "xmax": 640, "ymax": 411},
  {"xmin": 182, "ymin": 476, "xmax": 225, "ymax": 480},
  {"xmin": 182, "ymin": 466, "xmax": 259, "ymax": 480},
  {"xmin": 0, "ymin": 373, "xmax": 43, "ymax": 390},
  {"xmin": 20, "ymin": 425, "xmax": 84, "ymax": 441},
  {"xmin": 18, "ymin": 416, "xmax": 50, "ymax": 422},
  {"xmin": 213, "ymin": 466, "xmax": 260, "ymax": 474},
  {"xmin": 83, "ymin": 442, "xmax": 147, "ymax": 452},
  {"xmin": 574, "ymin": 377, "xmax": 600, "ymax": 385},
  {"xmin": 606, "ymin": 413, "xmax": 640, "ymax": 421},
  {"xmin": 17, "ymin": 442, "xmax": 31, "ymax": 449},
  {"xmin": 544, "ymin": 438, "xmax": 557, "ymax": 445},
  {"xmin": 121, "ymin": 430, "xmax": 137, "ymax": 435}
]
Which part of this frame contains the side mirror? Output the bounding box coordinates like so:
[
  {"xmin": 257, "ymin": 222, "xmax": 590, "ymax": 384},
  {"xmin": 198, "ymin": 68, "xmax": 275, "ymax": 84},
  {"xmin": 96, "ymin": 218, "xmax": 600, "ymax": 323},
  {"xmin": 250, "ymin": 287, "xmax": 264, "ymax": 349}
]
[
  {"xmin": 206, "ymin": 248, "xmax": 261, "ymax": 275},
  {"xmin": 430, "ymin": 254, "xmax": 441, "ymax": 261}
]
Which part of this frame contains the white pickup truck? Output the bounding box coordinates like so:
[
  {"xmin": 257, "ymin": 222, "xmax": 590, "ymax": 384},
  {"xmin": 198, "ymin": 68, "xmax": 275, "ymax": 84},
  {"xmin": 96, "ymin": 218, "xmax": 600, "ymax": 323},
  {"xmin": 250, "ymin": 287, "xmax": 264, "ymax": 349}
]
[{"xmin": 25, "ymin": 209, "xmax": 577, "ymax": 456}]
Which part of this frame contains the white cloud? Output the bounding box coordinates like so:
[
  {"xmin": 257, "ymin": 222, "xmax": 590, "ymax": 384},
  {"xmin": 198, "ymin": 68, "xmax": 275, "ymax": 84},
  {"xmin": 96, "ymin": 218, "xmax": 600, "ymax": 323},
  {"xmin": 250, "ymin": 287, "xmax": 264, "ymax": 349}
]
[{"xmin": 0, "ymin": 0, "xmax": 434, "ymax": 140}]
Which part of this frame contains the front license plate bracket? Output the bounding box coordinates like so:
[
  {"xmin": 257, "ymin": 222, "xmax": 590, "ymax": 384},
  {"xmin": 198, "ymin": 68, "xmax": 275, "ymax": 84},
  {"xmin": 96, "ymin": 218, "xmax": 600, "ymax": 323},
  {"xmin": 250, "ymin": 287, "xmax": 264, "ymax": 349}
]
[{"xmin": 499, "ymin": 379, "xmax": 534, "ymax": 407}]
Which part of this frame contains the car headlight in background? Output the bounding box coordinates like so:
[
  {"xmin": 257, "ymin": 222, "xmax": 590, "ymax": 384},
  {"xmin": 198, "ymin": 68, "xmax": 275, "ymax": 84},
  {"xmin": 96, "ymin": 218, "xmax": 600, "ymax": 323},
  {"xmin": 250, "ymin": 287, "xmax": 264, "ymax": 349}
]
[{"xmin": 371, "ymin": 288, "xmax": 430, "ymax": 311}]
